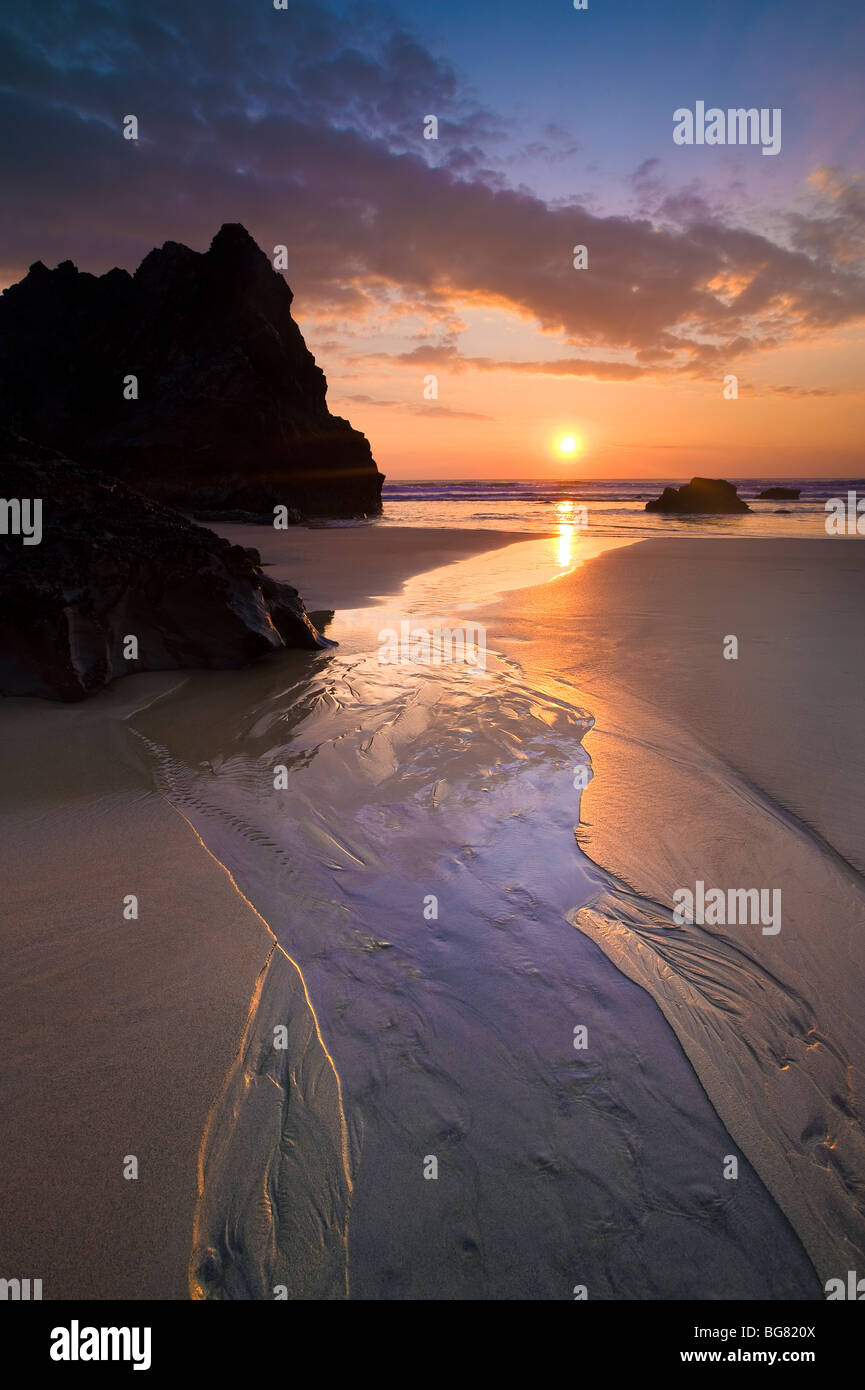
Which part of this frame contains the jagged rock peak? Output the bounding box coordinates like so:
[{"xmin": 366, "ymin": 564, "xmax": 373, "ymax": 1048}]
[{"xmin": 0, "ymin": 226, "xmax": 384, "ymax": 518}]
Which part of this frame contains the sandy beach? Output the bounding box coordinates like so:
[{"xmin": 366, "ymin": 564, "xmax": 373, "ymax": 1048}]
[
  {"xmin": 0, "ymin": 676, "xmax": 277, "ymax": 1298},
  {"xmin": 216, "ymin": 524, "xmax": 548, "ymax": 611},
  {"xmin": 1, "ymin": 525, "xmax": 861, "ymax": 1299},
  {"xmin": 0, "ymin": 527, "xmax": 545, "ymax": 1300},
  {"xmin": 480, "ymin": 535, "xmax": 865, "ymax": 1286}
]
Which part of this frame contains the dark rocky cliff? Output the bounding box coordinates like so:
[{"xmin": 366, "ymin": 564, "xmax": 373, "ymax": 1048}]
[{"xmin": 0, "ymin": 224, "xmax": 383, "ymax": 519}]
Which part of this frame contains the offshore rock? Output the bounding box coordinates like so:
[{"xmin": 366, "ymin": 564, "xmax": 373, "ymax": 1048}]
[{"xmin": 645, "ymin": 477, "xmax": 751, "ymax": 514}]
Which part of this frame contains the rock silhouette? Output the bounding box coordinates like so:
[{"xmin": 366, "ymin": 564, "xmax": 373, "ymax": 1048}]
[
  {"xmin": 645, "ymin": 477, "xmax": 751, "ymax": 514},
  {"xmin": 758, "ymin": 486, "xmax": 801, "ymax": 500},
  {"xmin": 0, "ymin": 429, "xmax": 332, "ymax": 702},
  {"xmin": 0, "ymin": 224, "xmax": 383, "ymax": 519}
]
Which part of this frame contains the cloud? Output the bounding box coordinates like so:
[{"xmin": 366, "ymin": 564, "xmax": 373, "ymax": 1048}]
[
  {"xmin": 1, "ymin": 0, "xmax": 864, "ymax": 384},
  {"xmin": 631, "ymin": 157, "xmax": 661, "ymax": 186},
  {"xmin": 337, "ymin": 393, "xmax": 492, "ymax": 419},
  {"xmin": 412, "ymin": 403, "xmax": 492, "ymax": 419},
  {"xmin": 788, "ymin": 168, "xmax": 865, "ymax": 266},
  {"xmin": 349, "ymin": 346, "xmax": 647, "ymax": 380},
  {"xmin": 764, "ymin": 384, "xmax": 841, "ymax": 397}
]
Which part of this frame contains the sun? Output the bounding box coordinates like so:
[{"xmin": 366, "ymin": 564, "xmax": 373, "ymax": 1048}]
[{"xmin": 557, "ymin": 434, "xmax": 580, "ymax": 457}]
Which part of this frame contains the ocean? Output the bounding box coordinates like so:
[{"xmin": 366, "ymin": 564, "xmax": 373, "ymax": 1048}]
[{"xmin": 376, "ymin": 477, "xmax": 864, "ymax": 539}]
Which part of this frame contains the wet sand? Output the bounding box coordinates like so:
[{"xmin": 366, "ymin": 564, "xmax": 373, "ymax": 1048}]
[
  {"xmin": 113, "ymin": 530, "xmax": 832, "ymax": 1300},
  {"xmin": 216, "ymin": 522, "xmax": 548, "ymax": 612},
  {"xmin": 0, "ymin": 677, "xmax": 277, "ymax": 1298},
  {"xmin": 479, "ymin": 536, "xmax": 865, "ymax": 1285},
  {"xmin": 1, "ymin": 528, "xmax": 857, "ymax": 1299},
  {"xmin": 0, "ymin": 528, "xmax": 544, "ymax": 1300},
  {"xmin": 130, "ymin": 593, "xmax": 819, "ymax": 1300}
]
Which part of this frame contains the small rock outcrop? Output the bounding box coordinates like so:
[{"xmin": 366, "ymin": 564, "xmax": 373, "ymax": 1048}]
[
  {"xmin": 645, "ymin": 477, "xmax": 751, "ymax": 514},
  {"xmin": 0, "ymin": 430, "xmax": 332, "ymax": 702},
  {"xmin": 0, "ymin": 224, "xmax": 384, "ymax": 519},
  {"xmin": 757, "ymin": 486, "xmax": 801, "ymax": 500}
]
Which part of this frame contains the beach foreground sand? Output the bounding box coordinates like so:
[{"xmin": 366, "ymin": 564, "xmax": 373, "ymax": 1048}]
[
  {"xmin": 480, "ymin": 536, "xmax": 865, "ymax": 1284},
  {"xmin": 0, "ymin": 527, "xmax": 540, "ymax": 1299},
  {"xmin": 0, "ymin": 527, "xmax": 859, "ymax": 1297},
  {"xmin": 216, "ymin": 523, "xmax": 547, "ymax": 611}
]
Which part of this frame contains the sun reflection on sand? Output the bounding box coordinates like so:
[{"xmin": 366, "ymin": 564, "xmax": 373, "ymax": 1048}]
[
  {"xmin": 325, "ymin": 532, "xmax": 636, "ymax": 638},
  {"xmin": 557, "ymin": 524, "xmax": 573, "ymax": 567},
  {"xmin": 555, "ymin": 501, "xmax": 579, "ymax": 567}
]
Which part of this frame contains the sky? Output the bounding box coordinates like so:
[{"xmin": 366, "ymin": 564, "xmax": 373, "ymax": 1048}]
[{"xmin": 1, "ymin": 0, "xmax": 864, "ymax": 478}]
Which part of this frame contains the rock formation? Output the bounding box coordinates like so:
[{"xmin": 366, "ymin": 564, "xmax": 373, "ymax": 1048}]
[
  {"xmin": 757, "ymin": 486, "xmax": 800, "ymax": 500},
  {"xmin": 0, "ymin": 430, "xmax": 332, "ymax": 702},
  {"xmin": 645, "ymin": 477, "xmax": 751, "ymax": 514},
  {"xmin": 0, "ymin": 225, "xmax": 383, "ymax": 519}
]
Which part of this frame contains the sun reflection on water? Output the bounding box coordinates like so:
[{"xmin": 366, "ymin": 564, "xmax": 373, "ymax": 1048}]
[{"xmin": 556, "ymin": 501, "xmax": 577, "ymax": 566}]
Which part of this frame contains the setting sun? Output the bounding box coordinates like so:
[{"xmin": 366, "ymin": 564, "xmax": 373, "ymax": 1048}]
[{"xmin": 558, "ymin": 434, "xmax": 579, "ymax": 456}]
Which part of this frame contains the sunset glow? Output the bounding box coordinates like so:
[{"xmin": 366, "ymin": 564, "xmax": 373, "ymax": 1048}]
[{"xmin": 2, "ymin": 0, "xmax": 862, "ymax": 483}]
